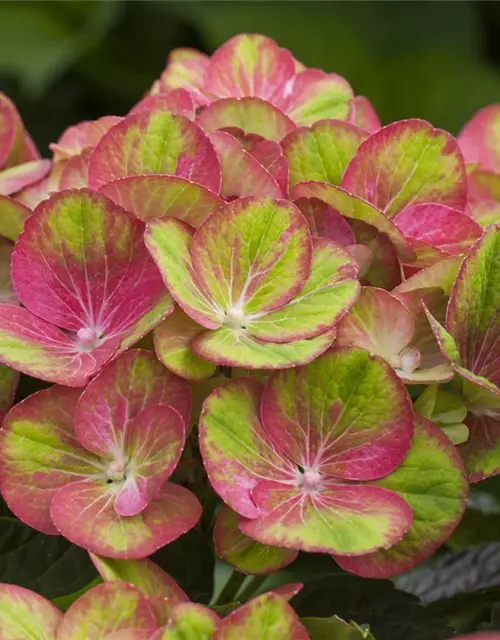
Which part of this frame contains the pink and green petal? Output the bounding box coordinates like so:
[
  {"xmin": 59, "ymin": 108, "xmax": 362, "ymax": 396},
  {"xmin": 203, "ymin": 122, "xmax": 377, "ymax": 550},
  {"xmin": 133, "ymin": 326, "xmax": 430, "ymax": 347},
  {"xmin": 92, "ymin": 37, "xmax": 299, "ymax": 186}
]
[
  {"xmin": 0, "ymin": 92, "xmax": 39, "ymax": 168},
  {"xmin": 467, "ymin": 168, "xmax": 500, "ymax": 201},
  {"xmin": 151, "ymin": 603, "xmax": 219, "ymax": 640},
  {"xmin": 214, "ymin": 505, "xmax": 298, "ymax": 575},
  {"xmin": 248, "ymin": 238, "xmax": 360, "ymax": 342},
  {"xmin": 0, "ymin": 194, "xmax": 30, "ymax": 241},
  {"xmin": 193, "ymin": 326, "xmax": 335, "ymax": 370},
  {"xmin": 88, "ymin": 111, "xmax": 221, "ymax": 193},
  {"xmin": 114, "ymin": 404, "xmax": 186, "ymax": 517},
  {"xmin": 154, "ymin": 308, "xmax": 217, "ymax": 381},
  {"xmin": 392, "ymin": 254, "xmax": 462, "ymax": 297},
  {"xmin": 130, "ymin": 90, "xmax": 195, "ymax": 119},
  {"xmin": 50, "ymin": 116, "xmax": 123, "ymax": 160},
  {"xmin": 240, "ymin": 481, "xmax": 412, "ymax": 555},
  {"xmin": 157, "ymin": 48, "xmax": 210, "ymax": 101},
  {"xmin": 208, "ymin": 131, "xmax": 283, "ymax": 199},
  {"xmin": 446, "ymin": 226, "xmax": 500, "ymax": 386},
  {"xmin": 0, "ymin": 583, "xmax": 62, "ymax": 640},
  {"xmin": 294, "ymin": 197, "xmax": 356, "ymax": 246},
  {"xmin": 456, "ymin": 378, "xmax": 500, "ymax": 481},
  {"xmin": 191, "ymin": 197, "xmax": 311, "ymax": 315},
  {"xmin": 198, "ymin": 98, "xmax": 295, "ymax": 142},
  {"xmin": 349, "ymin": 219, "xmax": 402, "ymax": 289},
  {"xmin": 247, "ymin": 139, "xmax": 289, "ymax": 195},
  {"xmin": 200, "ymin": 377, "xmax": 291, "ymax": 518},
  {"xmin": 206, "ymin": 34, "xmax": 295, "ymax": 102},
  {"xmin": 261, "ymin": 347, "xmax": 413, "ymax": 480},
  {"xmin": 12, "ymin": 189, "xmax": 168, "ymax": 337},
  {"xmin": 214, "ymin": 593, "xmax": 309, "ymax": 640},
  {"xmin": 58, "ymin": 153, "xmax": 89, "ymax": 190},
  {"xmin": 292, "ymin": 181, "xmax": 412, "ymax": 260},
  {"xmin": 458, "ymin": 104, "xmax": 500, "ymax": 173},
  {"xmin": 0, "ymin": 305, "xmax": 119, "ymax": 386},
  {"xmin": 395, "ymin": 203, "xmax": 481, "ymax": 255},
  {"xmin": 51, "ymin": 481, "xmax": 201, "ymax": 558},
  {"xmin": 337, "ymin": 287, "xmax": 414, "ymax": 362},
  {"xmin": 342, "ymin": 119, "xmax": 467, "ymax": 217},
  {"xmin": 0, "ymin": 159, "xmax": 51, "ymax": 196},
  {"xmin": 469, "ymin": 200, "xmax": 500, "ymax": 227},
  {"xmin": 335, "ymin": 416, "xmax": 467, "ymax": 578},
  {"xmin": 75, "ymin": 349, "xmax": 191, "ymax": 457},
  {"xmin": 0, "ymin": 385, "xmax": 100, "ymax": 534},
  {"xmin": 56, "ymin": 582, "xmax": 157, "ymax": 640},
  {"xmin": 281, "ymin": 69, "xmax": 353, "ymax": 126},
  {"xmin": 116, "ymin": 293, "xmax": 175, "ymax": 356},
  {"xmin": 349, "ymin": 95, "xmax": 381, "ymax": 132},
  {"xmin": 99, "ymin": 175, "xmax": 222, "ymax": 227},
  {"xmin": 268, "ymin": 583, "xmax": 303, "ymax": 601},
  {"xmin": 0, "ymin": 93, "xmax": 18, "ymax": 168},
  {"xmin": 145, "ymin": 217, "xmax": 223, "ymax": 328},
  {"xmin": 282, "ymin": 120, "xmax": 367, "ymax": 188},
  {"xmin": 90, "ymin": 554, "xmax": 189, "ymax": 602}
]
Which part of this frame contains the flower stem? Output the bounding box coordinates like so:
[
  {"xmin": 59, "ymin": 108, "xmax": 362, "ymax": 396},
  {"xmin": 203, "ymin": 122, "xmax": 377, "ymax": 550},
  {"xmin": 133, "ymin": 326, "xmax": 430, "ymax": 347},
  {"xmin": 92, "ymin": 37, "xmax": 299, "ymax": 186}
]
[
  {"xmin": 238, "ymin": 575, "xmax": 268, "ymax": 602},
  {"xmin": 217, "ymin": 570, "xmax": 247, "ymax": 605}
]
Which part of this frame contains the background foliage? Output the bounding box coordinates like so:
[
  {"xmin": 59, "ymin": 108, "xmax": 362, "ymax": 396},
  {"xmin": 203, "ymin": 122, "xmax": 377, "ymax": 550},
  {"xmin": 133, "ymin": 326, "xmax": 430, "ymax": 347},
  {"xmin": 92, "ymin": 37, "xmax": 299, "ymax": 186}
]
[{"xmin": 1, "ymin": 1, "xmax": 500, "ymax": 153}]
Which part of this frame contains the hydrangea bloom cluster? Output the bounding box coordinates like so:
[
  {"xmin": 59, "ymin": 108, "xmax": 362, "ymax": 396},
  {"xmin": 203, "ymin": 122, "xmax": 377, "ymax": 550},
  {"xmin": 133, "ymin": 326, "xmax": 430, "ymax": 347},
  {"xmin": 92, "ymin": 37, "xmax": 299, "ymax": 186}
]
[{"xmin": 0, "ymin": 33, "xmax": 499, "ymax": 638}]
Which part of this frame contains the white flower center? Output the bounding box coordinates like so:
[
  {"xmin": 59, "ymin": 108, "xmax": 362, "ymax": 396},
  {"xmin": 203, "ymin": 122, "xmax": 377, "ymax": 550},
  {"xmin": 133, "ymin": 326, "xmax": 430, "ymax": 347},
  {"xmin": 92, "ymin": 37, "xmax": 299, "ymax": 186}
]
[
  {"xmin": 76, "ymin": 327, "xmax": 101, "ymax": 351},
  {"xmin": 389, "ymin": 346, "xmax": 421, "ymax": 373},
  {"xmin": 107, "ymin": 459, "xmax": 127, "ymax": 482},
  {"xmin": 223, "ymin": 307, "xmax": 248, "ymax": 331},
  {"xmin": 296, "ymin": 467, "xmax": 322, "ymax": 493}
]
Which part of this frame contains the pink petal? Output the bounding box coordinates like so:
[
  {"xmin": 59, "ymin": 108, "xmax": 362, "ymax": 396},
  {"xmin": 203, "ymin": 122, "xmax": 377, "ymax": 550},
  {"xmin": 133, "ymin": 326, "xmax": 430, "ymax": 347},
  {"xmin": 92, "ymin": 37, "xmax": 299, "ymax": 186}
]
[
  {"xmin": 75, "ymin": 349, "xmax": 191, "ymax": 458},
  {"xmin": 51, "ymin": 481, "xmax": 202, "ymax": 559}
]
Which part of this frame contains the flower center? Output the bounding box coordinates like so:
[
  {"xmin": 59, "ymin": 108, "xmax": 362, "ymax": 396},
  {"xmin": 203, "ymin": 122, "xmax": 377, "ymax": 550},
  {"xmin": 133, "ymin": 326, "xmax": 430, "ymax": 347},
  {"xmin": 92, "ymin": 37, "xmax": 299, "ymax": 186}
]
[
  {"xmin": 296, "ymin": 467, "xmax": 322, "ymax": 493},
  {"xmin": 107, "ymin": 458, "xmax": 127, "ymax": 483},
  {"xmin": 76, "ymin": 327, "xmax": 101, "ymax": 351},
  {"xmin": 389, "ymin": 346, "xmax": 421, "ymax": 373},
  {"xmin": 223, "ymin": 307, "xmax": 248, "ymax": 331}
]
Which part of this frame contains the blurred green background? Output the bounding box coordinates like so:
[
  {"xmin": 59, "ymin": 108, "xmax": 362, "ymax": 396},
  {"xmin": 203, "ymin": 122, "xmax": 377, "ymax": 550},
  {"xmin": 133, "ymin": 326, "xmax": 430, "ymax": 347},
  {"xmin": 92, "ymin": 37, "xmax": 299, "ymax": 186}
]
[{"xmin": 1, "ymin": 0, "xmax": 500, "ymax": 154}]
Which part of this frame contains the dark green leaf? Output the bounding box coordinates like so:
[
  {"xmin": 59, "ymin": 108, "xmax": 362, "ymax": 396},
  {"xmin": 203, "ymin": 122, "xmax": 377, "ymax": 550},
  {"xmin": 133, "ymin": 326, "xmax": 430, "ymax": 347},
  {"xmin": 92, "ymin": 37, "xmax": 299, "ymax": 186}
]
[
  {"xmin": 152, "ymin": 528, "xmax": 214, "ymax": 604},
  {"xmin": 293, "ymin": 574, "xmax": 451, "ymax": 640},
  {"xmin": 0, "ymin": 499, "xmax": 97, "ymax": 600}
]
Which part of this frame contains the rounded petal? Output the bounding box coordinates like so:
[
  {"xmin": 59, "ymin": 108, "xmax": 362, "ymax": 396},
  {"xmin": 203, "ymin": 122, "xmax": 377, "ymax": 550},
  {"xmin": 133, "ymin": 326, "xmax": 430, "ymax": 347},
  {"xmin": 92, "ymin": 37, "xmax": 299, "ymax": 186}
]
[
  {"xmin": 99, "ymin": 175, "xmax": 223, "ymax": 227},
  {"xmin": 88, "ymin": 111, "xmax": 221, "ymax": 193},
  {"xmin": 75, "ymin": 349, "xmax": 191, "ymax": 457},
  {"xmin": 342, "ymin": 119, "xmax": 467, "ymax": 217},
  {"xmin": 458, "ymin": 104, "xmax": 500, "ymax": 173},
  {"xmin": 213, "ymin": 593, "xmax": 309, "ymax": 640},
  {"xmin": 0, "ymin": 385, "xmax": 99, "ymax": 534},
  {"xmin": 214, "ymin": 505, "xmax": 297, "ymax": 575},
  {"xmin": 335, "ymin": 416, "xmax": 467, "ymax": 577},
  {"xmin": 199, "ymin": 97, "xmax": 295, "ymax": 142},
  {"xmin": 337, "ymin": 287, "xmax": 414, "ymax": 361},
  {"xmin": 50, "ymin": 481, "xmax": 202, "ymax": 559},
  {"xmin": 206, "ymin": 34, "xmax": 296, "ymax": 103},
  {"xmin": 240, "ymin": 481, "xmax": 412, "ymax": 555},
  {"xmin": 208, "ymin": 131, "xmax": 283, "ymax": 199},
  {"xmin": 282, "ymin": 119, "xmax": 367, "ymax": 188},
  {"xmin": 190, "ymin": 196, "xmax": 311, "ymax": 315},
  {"xmin": 0, "ymin": 583, "xmax": 62, "ymax": 640},
  {"xmin": 56, "ymin": 582, "xmax": 157, "ymax": 639},
  {"xmin": 199, "ymin": 377, "xmax": 291, "ymax": 519},
  {"xmin": 261, "ymin": 347, "xmax": 414, "ymax": 480},
  {"xmin": 154, "ymin": 308, "xmax": 217, "ymax": 382},
  {"xmin": 11, "ymin": 189, "xmax": 168, "ymax": 338}
]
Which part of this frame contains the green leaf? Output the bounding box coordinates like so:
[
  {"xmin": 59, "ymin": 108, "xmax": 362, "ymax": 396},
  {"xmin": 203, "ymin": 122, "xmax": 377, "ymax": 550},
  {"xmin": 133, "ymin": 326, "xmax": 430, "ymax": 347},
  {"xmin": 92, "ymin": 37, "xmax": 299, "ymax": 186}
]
[
  {"xmin": 0, "ymin": 498, "xmax": 98, "ymax": 601},
  {"xmin": 152, "ymin": 528, "xmax": 215, "ymax": 605},
  {"xmin": 302, "ymin": 616, "xmax": 375, "ymax": 640},
  {"xmin": 293, "ymin": 574, "xmax": 452, "ymax": 640}
]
